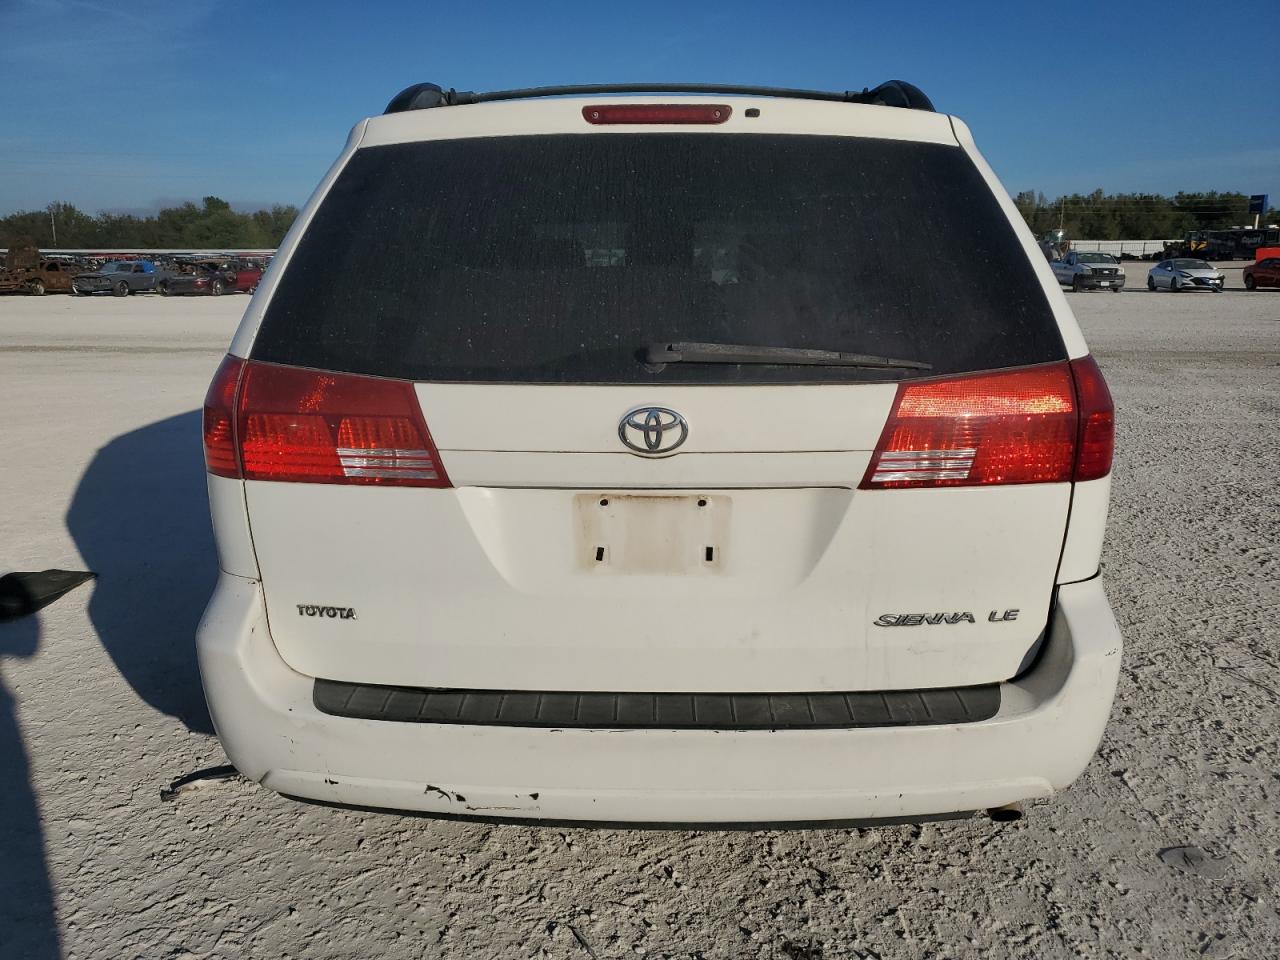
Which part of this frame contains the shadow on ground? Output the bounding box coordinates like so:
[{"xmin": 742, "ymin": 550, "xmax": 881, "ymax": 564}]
[
  {"xmin": 0, "ymin": 614, "xmax": 61, "ymax": 959},
  {"xmin": 66, "ymin": 410, "xmax": 217, "ymax": 735},
  {"xmin": 0, "ymin": 410, "xmax": 218, "ymax": 956}
]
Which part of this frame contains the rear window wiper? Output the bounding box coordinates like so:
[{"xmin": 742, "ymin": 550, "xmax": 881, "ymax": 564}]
[{"xmin": 644, "ymin": 341, "xmax": 932, "ymax": 370}]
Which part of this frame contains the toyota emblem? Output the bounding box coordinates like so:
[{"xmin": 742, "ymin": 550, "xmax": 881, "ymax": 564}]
[{"xmin": 618, "ymin": 406, "xmax": 688, "ymax": 456}]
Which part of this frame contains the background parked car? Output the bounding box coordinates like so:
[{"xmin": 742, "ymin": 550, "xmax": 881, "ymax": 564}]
[
  {"xmin": 1052, "ymin": 251, "xmax": 1125, "ymax": 292},
  {"xmin": 157, "ymin": 260, "xmax": 237, "ymax": 296},
  {"xmin": 1146, "ymin": 259, "xmax": 1224, "ymax": 292},
  {"xmin": 1242, "ymin": 257, "xmax": 1280, "ymax": 290},
  {"xmin": 72, "ymin": 261, "xmax": 162, "ymax": 296},
  {"xmin": 0, "ymin": 258, "xmax": 80, "ymax": 295},
  {"xmin": 231, "ymin": 260, "xmax": 263, "ymax": 293}
]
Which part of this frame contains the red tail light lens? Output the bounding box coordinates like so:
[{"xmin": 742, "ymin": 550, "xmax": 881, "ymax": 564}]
[
  {"xmin": 203, "ymin": 354, "xmax": 245, "ymax": 478},
  {"xmin": 860, "ymin": 361, "xmax": 1109, "ymax": 489},
  {"xmin": 1069, "ymin": 355, "xmax": 1114, "ymax": 481},
  {"xmin": 201, "ymin": 357, "xmax": 450, "ymax": 487},
  {"xmin": 582, "ymin": 104, "xmax": 731, "ymax": 125}
]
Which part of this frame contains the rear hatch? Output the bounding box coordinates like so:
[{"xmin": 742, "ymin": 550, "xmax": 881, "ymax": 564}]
[{"xmin": 232, "ymin": 104, "xmax": 1078, "ymax": 693}]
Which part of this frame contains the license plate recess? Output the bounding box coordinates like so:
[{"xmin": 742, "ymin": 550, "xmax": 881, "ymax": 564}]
[{"xmin": 576, "ymin": 493, "xmax": 730, "ymax": 574}]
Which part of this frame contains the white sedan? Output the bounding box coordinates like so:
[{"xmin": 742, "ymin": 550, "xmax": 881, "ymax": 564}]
[{"xmin": 1147, "ymin": 258, "xmax": 1225, "ymax": 292}]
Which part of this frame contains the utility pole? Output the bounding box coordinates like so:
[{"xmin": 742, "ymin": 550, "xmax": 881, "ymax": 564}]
[{"xmin": 49, "ymin": 207, "xmax": 57, "ymax": 246}]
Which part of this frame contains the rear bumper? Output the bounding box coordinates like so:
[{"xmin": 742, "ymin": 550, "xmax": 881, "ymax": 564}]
[{"xmin": 197, "ymin": 575, "xmax": 1121, "ymax": 824}]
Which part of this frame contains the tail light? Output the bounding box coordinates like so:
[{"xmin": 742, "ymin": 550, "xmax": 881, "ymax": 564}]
[
  {"xmin": 582, "ymin": 104, "xmax": 731, "ymax": 125},
  {"xmin": 203, "ymin": 354, "xmax": 245, "ymax": 478},
  {"xmin": 860, "ymin": 358, "xmax": 1113, "ymax": 489},
  {"xmin": 1069, "ymin": 355, "xmax": 1114, "ymax": 481},
  {"xmin": 201, "ymin": 357, "xmax": 450, "ymax": 487}
]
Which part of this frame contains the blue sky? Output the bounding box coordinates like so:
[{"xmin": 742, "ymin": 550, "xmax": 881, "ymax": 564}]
[{"xmin": 1, "ymin": 0, "xmax": 1275, "ymax": 216}]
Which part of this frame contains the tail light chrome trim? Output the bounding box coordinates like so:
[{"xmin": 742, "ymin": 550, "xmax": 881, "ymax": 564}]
[
  {"xmin": 336, "ymin": 447, "xmax": 440, "ymax": 481},
  {"xmin": 870, "ymin": 448, "xmax": 977, "ymax": 484}
]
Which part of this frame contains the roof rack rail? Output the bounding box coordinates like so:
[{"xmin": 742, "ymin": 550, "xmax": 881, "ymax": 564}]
[{"xmin": 384, "ymin": 81, "xmax": 935, "ymax": 115}]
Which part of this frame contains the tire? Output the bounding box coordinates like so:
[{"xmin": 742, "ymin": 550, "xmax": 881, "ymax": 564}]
[
  {"xmin": 1111, "ymin": 285, "xmax": 1121, "ymax": 293},
  {"xmin": 1244, "ymin": 275, "xmax": 1256, "ymax": 290},
  {"xmin": 1147, "ymin": 276, "xmax": 1156, "ymax": 291},
  {"xmin": 159, "ymin": 282, "xmax": 170, "ymax": 296},
  {"xmin": 72, "ymin": 285, "xmax": 85, "ymax": 296},
  {"xmin": 113, "ymin": 280, "xmax": 129, "ymax": 297},
  {"xmin": 211, "ymin": 279, "xmax": 225, "ymax": 296},
  {"xmin": 28, "ymin": 279, "xmax": 46, "ymax": 296},
  {"xmin": 1171, "ymin": 277, "xmax": 1180, "ymax": 292},
  {"xmin": 1071, "ymin": 275, "xmax": 1084, "ymax": 292}
]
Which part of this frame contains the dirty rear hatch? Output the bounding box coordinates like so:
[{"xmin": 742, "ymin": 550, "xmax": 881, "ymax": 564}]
[{"xmin": 240, "ymin": 118, "xmax": 1071, "ymax": 693}]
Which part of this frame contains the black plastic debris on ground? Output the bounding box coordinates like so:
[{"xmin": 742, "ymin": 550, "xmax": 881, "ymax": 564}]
[
  {"xmin": 0, "ymin": 570, "xmax": 96, "ymax": 622},
  {"xmin": 159, "ymin": 765, "xmax": 240, "ymax": 802}
]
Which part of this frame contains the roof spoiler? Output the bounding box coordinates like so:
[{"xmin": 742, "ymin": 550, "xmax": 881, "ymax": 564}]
[{"xmin": 383, "ymin": 81, "xmax": 935, "ymax": 115}]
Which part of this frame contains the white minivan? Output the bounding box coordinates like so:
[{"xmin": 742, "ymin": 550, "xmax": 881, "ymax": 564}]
[{"xmin": 198, "ymin": 81, "xmax": 1121, "ymax": 826}]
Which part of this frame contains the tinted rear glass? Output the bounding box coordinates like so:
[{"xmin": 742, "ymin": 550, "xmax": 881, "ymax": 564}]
[{"xmin": 254, "ymin": 134, "xmax": 1064, "ymax": 383}]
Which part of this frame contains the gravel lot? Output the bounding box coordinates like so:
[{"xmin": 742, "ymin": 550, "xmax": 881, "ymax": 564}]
[{"xmin": 0, "ymin": 281, "xmax": 1277, "ymax": 959}]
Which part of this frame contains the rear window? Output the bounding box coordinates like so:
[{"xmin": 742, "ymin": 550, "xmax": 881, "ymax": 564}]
[{"xmin": 254, "ymin": 134, "xmax": 1064, "ymax": 384}]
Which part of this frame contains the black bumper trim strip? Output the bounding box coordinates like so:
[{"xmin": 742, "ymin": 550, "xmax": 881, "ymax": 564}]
[{"xmin": 313, "ymin": 680, "xmax": 1000, "ymax": 730}]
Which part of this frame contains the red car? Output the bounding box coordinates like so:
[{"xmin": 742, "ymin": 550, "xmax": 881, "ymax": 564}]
[
  {"xmin": 233, "ymin": 261, "xmax": 263, "ymax": 293},
  {"xmin": 159, "ymin": 259, "xmax": 262, "ymax": 296},
  {"xmin": 1243, "ymin": 256, "xmax": 1280, "ymax": 290}
]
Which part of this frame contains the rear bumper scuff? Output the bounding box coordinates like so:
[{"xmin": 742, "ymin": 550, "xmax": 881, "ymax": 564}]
[{"xmin": 197, "ymin": 574, "xmax": 1121, "ymax": 824}]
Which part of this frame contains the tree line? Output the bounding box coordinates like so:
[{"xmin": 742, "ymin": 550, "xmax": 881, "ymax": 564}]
[
  {"xmin": 1013, "ymin": 190, "xmax": 1277, "ymax": 241},
  {"xmin": 0, "ymin": 197, "xmax": 298, "ymax": 249},
  {"xmin": 2, "ymin": 190, "xmax": 1276, "ymax": 249}
]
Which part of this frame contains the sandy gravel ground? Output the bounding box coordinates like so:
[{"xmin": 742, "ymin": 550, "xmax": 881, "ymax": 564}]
[{"xmin": 0, "ymin": 282, "xmax": 1277, "ymax": 959}]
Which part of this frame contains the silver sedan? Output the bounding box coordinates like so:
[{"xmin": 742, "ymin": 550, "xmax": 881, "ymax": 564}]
[{"xmin": 1147, "ymin": 259, "xmax": 1225, "ymax": 292}]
